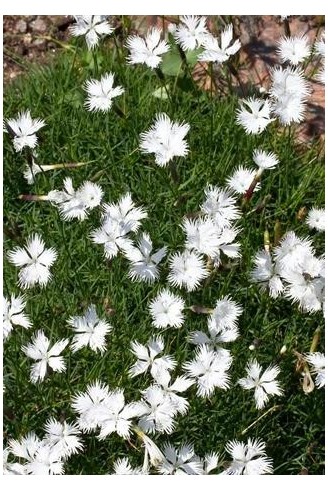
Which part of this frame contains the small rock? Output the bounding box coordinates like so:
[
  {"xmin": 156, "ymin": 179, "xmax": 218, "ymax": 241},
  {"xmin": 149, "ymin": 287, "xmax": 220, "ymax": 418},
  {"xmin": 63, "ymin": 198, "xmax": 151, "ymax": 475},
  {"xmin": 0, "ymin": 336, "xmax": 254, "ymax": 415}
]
[
  {"xmin": 30, "ymin": 18, "xmax": 48, "ymax": 33},
  {"xmin": 15, "ymin": 19, "xmax": 27, "ymax": 33}
]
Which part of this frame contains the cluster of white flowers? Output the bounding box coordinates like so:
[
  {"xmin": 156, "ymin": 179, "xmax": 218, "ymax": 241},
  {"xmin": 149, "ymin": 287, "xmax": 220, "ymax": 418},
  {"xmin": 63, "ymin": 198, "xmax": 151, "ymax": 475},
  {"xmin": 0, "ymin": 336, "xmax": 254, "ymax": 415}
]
[
  {"xmin": 72, "ymin": 381, "xmax": 143, "ymax": 439},
  {"xmin": 236, "ymin": 29, "xmax": 324, "ymax": 134},
  {"xmin": 90, "ymin": 192, "xmax": 167, "ymax": 283},
  {"xmin": 111, "ymin": 435, "xmax": 272, "ymax": 475},
  {"xmin": 4, "ymin": 14, "xmax": 324, "ymax": 477},
  {"xmin": 227, "ymin": 148, "xmax": 279, "ymax": 195},
  {"xmin": 90, "ymin": 192, "xmax": 146, "ymax": 259},
  {"xmin": 269, "ymin": 65, "xmax": 310, "ymax": 126},
  {"xmin": 189, "ymin": 296, "xmax": 242, "ymax": 351},
  {"xmin": 4, "ymin": 419, "xmax": 83, "ymax": 475},
  {"xmin": 251, "ymin": 231, "xmax": 325, "ymax": 314}
]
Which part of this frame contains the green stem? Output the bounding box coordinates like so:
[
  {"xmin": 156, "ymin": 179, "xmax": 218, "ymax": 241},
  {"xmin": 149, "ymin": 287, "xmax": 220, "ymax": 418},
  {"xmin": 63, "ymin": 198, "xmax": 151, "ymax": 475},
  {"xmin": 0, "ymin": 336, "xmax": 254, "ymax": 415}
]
[
  {"xmin": 92, "ymin": 49, "xmax": 99, "ymax": 77},
  {"xmin": 154, "ymin": 67, "xmax": 172, "ymax": 104}
]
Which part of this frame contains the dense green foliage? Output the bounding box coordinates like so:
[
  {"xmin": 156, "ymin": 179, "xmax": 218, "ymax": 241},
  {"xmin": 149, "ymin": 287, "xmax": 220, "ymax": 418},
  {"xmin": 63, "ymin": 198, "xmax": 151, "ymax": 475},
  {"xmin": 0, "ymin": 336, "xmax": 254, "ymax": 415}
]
[{"xmin": 3, "ymin": 38, "xmax": 325, "ymax": 475}]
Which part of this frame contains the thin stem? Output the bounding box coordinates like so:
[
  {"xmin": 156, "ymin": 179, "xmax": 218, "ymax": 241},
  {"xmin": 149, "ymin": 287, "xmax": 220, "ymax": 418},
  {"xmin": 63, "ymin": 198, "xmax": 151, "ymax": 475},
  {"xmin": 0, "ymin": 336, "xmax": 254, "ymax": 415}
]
[
  {"xmin": 241, "ymin": 405, "xmax": 281, "ymax": 435},
  {"xmin": 168, "ymin": 160, "xmax": 179, "ymax": 184},
  {"xmin": 154, "ymin": 67, "xmax": 172, "ymax": 104},
  {"xmin": 310, "ymin": 327, "xmax": 322, "ymax": 353},
  {"xmin": 92, "ymin": 49, "xmax": 99, "ymax": 77},
  {"xmin": 227, "ymin": 60, "xmax": 246, "ymax": 97},
  {"xmin": 18, "ymin": 194, "xmax": 49, "ymax": 201}
]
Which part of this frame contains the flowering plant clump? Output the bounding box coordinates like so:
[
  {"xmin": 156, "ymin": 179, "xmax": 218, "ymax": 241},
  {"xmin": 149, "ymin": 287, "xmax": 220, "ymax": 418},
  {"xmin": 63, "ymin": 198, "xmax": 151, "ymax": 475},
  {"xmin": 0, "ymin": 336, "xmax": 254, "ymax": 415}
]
[{"xmin": 3, "ymin": 14, "xmax": 324, "ymax": 476}]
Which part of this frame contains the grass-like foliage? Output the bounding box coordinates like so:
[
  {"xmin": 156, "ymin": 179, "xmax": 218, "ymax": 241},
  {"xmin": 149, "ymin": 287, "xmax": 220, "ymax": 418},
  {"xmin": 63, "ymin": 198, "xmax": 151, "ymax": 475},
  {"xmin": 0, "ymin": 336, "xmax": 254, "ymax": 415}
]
[{"xmin": 3, "ymin": 17, "xmax": 325, "ymax": 475}]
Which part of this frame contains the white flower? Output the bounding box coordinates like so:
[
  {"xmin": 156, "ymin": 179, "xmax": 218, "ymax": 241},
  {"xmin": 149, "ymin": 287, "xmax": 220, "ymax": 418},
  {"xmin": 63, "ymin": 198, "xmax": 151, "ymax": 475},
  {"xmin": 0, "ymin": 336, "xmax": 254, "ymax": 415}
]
[
  {"xmin": 236, "ymin": 97, "xmax": 273, "ymax": 135},
  {"xmin": 22, "ymin": 330, "xmax": 69, "ymax": 383},
  {"xmin": 123, "ymin": 233, "xmax": 167, "ymax": 283},
  {"xmin": 201, "ymin": 185, "xmax": 241, "ymax": 230},
  {"xmin": 183, "ymin": 217, "xmax": 221, "ymax": 257},
  {"xmin": 3, "ymin": 294, "xmax": 32, "ymax": 340},
  {"xmin": 238, "ymin": 359, "xmax": 283, "ymax": 409},
  {"xmin": 126, "ymin": 27, "xmax": 169, "ymax": 69},
  {"xmin": 72, "ymin": 380, "xmax": 112, "ymax": 432},
  {"xmin": 90, "ymin": 217, "xmax": 134, "ymax": 259},
  {"xmin": 201, "ymin": 452, "xmax": 219, "ymax": 474},
  {"xmin": 183, "ymin": 344, "xmax": 231, "ymax": 398},
  {"xmin": 102, "ymin": 192, "xmax": 147, "ymax": 232},
  {"xmin": 151, "ymin": 369, "xmax": 194, "ymax": 415},
  {"xmin": 253, "ymin": 149, "xmax": 279, "ymax": 170},
  {"xmin": 70, "ymin": 15, "xmax": 114, "ymax": 49},
  {"xmin": 315, "ymin": 31, "xmax": 325, "ymax": 57},
  {"xmin": 9, "ymin": 433, "xmax": 64, "ymax": 475},
  {"xmin": 23, "ymin": 161, "xmax": 43, "ymax": 184},
  {"xmin": 44, "ymin": 418, "xmax": 83, "ymax": 458},
  {"xmin": 113, "ymin": 457, "xmax": 144, "ymax": 475},
  {"xmin": 227, "ymin": 166, "xmax": 260, "ymax": 195},
  {"xmin": 149, "ymin": 289, "xmax": 185, "ymax": 329},
  {"xmin": 96, "ymin": 389, "xmax": 142, "ymax": 440},
  {"xmin": 68, "ymin": 304, "xmax": 112, "ymax": 353},
  {"xmin": 208, "ymin": 295, "xmax": 243, "ymax": 332},
  {"xmin": 250, "ymin": 249, "xmax": 284, "ymax": 298},
  {"xmin": 223, "ymin": 438, "xmax": 273, "ymax": 475},
  {"xmin": 7, "ymin": 234, "xmax": 57, "ymax": 289},
  {"xmin": 77, "ymin": 181, "xmax": 103, "ymax": 209},
  {"xmin": 128, "ymin": 336, "xmax": 176, "ymax": 379},
  {"xmin": 4, "ymin": 110, "xmax": 45, "ymax": 152},
  {"xmin": 271, "ymin": 93, "xmax": 307, "ymax": 125},
  {"xmin": 277, "ymin": 35, "xmax": 310, "ymax": 65},
  {"xmin": 84, "ymin": 72, "xmax": 124, "ymax": 112},
  {"xmin": 133, "ymin": 428, "xmax": 165, "ymax": 469},
  {"xmin": 273, "ymin": 231, "xmax": 314, "ymax": 270},
  {"xmin": 136, "ymin": 385, "xmax": 178, "ymax": 434},
  {"xmin": 9, "ymin": 432, "xmax": 42, "ymax": 461},
  {"xmin": 306, "ymin": 207, "xmax": 325, "ymax": 232},
  {"xmin": 25, "ymin": 445, "xmax": 64, "ymax": 475},
  {"xmin": 269, "ymin": 66, "xmax": 310, "ymax": 125},
  {"xmin": 168, "ymin": 249, "xmax": 209, "ymax": 292},
  {"xmin": 157, "ymin": 443, "xmax": 203, "ymax": 475},
  {"xmin": 281, "ymin": 253, "xmax": 324, "ymax": 313},
  {"xmin": 270, "ymin": 66, "xmax": 310, "ymax": 99},
  {"xmin": 314, "ymin": 32, "xmax": 325, "ymax": 84},
  {"xmin": 48, "ymin": 177, "xmax": 103, "ymax": 221},
  {"xmin": 304, "ymin": 352, "xmax": 325, "ymax": 388},
  {"xmin": 173, "ymin": 15, "xmax": 209, "ymax": 51},
  {"xmin": 189, "ymin": 323, "xmax": 239, "ymax": 356},
  {"xmin": 140, "ymin": 113, "xmax": 190, "ymax": 167},
  {"xmin": 198, "ymin": 24, "xmax": 241, "ymax": 63},
  {"xmin": 211, "ymin": 226, "xmax": 241, "ymax": 267}
]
